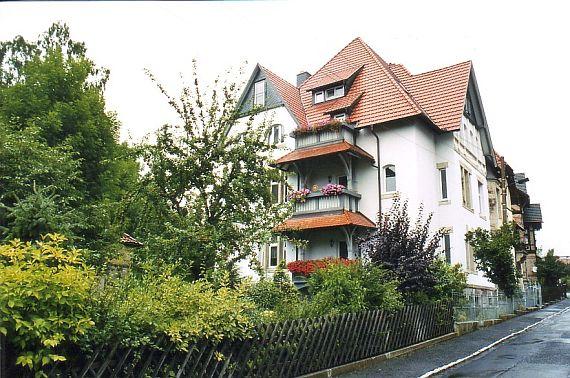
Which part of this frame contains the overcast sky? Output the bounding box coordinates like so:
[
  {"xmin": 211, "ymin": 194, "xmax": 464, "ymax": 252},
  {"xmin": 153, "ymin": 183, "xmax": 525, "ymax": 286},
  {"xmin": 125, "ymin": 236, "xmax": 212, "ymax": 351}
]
[{"xmin": 1, "ymin": 1, "xmax": 569, "ymax": 255}]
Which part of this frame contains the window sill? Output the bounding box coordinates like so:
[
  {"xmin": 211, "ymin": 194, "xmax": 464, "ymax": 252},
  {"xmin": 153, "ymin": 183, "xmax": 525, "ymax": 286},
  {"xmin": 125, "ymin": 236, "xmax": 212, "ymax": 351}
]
[
  {"xmin": 382, "ymin": 191, "xmax": 398, "ymax": 199},
  {"xmin": 439, "ymin": 199, "xmax": 450, "ymax": 205},
  {"xmin": 462, "ymin": 205, "xmax": 474, "ymax": 213}
]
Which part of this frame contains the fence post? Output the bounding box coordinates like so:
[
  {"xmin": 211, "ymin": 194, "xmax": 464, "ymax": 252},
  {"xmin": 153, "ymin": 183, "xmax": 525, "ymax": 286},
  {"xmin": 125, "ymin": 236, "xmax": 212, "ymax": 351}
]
[{"xmin": 0, "ymin": 334, "xmax": 5, "ymax": 378}]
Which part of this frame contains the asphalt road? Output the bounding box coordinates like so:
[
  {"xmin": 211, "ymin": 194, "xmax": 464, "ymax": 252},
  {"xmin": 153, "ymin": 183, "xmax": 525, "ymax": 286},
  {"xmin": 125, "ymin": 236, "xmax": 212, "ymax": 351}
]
[{"xmin": 340, "ymin": 299, "xmax": 570, "ymax": 378}]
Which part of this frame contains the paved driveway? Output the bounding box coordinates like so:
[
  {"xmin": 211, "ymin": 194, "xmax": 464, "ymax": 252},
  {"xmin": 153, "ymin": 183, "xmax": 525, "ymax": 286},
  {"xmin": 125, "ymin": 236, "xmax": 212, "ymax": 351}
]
[{"xmin": 340, "ymin": 299, "xmax": 570, "ymax": 378}]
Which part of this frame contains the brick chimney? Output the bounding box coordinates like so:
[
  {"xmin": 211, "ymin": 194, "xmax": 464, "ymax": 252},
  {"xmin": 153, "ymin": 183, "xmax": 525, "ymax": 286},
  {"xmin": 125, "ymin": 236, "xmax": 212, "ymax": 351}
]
[{"xmin": 296, "ymin": 71, "xmax": 311, "ymax": 87}]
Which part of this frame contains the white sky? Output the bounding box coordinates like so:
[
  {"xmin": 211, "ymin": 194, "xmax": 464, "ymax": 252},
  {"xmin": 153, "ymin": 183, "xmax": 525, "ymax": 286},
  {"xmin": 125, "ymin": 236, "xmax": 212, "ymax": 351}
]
[{"xmin": 1, "ymin": 0, "xmax": 569, "ymax": 255}]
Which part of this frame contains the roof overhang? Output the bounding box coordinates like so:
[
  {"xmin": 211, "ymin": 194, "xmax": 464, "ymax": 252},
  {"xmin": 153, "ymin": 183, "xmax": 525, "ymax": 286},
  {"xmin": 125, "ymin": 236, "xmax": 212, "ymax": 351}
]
[{"xmin": 275, "ymin": 210, "xmax": 376, "ymax": 232}]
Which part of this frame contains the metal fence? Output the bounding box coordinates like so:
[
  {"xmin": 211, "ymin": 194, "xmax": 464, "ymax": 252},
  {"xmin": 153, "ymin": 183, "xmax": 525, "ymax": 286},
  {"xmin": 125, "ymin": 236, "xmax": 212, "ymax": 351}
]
[
  {"xmin": 454, "ymin": 284, "xmax": 543, "ymax": 322},
  {"xmin": 0, "ymin": 302, "xmax": 454, "ymax": 378}
]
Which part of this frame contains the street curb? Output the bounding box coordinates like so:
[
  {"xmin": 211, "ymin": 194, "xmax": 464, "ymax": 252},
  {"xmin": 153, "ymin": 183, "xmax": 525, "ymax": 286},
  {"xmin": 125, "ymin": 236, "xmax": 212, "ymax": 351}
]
[
  {"xmin": 299, "ymin": 332, "xmax": 457, "ymax": 378},
  {"xmin": 418, "ymin": 301, "xmax": 570, "ymax": 378}
]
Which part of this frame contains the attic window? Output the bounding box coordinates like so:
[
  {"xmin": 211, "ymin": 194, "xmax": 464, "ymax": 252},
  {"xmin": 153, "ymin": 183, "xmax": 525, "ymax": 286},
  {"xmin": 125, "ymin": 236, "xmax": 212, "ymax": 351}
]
[
  {"xmin": 334, "ymin": 113, "xmax": 347, "ymax": 121},
  {"xmin": 314, "ymin": 85, "xmax": 345, "ymax": 104},
  {"xmin": 254, "ymin": 80, "xmax": 266, "ymax": 106}
]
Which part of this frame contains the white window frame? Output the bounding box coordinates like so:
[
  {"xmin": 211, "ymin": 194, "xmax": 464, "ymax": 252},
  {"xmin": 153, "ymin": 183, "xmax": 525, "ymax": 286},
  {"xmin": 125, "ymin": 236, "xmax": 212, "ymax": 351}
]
[
  {"xmin": 269, "ymin": 236, "xmax": 279, "ymax": 267},
  {"xmin": 313, "ymin": 85, "xmax": 345, "ymax": 104},
  {"xmin": 314, "ymin": 90, "xmax": 325, "ymax": 104},
  {"xmin": 477, "ymin": 180, "xmax": 485, "ymax": 216},
  {"xmin": 269, "ymin": 124, "xmax": 284, "ymax": 145},
  {"xmin": 442, "ymin": 233, "xmax": 451, "ymax": 264},
  {"xmin": 439, "ymin": 167, "xmax": 448, "ymax": 200},
  {"xmin": 384, "ymin": 164, "xmax": 396, "ymax": 193},
  {"xmin": 254, "ymin": 80, "xmax": 265, "ymax": 106},
  {"xmin": 461, "ymin": 166, "xmax": 472, "ymax": 209},
  {"xmin": 334, "ymin": 113, "xmax": 347, "ymax": 121}
]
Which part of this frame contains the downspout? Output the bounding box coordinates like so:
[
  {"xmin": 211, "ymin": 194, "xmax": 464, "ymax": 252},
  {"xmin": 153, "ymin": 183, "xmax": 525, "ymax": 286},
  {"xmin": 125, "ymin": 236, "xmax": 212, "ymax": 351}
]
[{"xmin": 371, "ymin": 126, "xmax": 382, "ymax": 219}]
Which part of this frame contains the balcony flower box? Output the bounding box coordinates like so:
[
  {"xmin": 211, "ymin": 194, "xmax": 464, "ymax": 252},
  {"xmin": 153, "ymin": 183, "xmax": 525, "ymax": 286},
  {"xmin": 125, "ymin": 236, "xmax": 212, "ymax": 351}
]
[
  {"xmin": 321, "ymin": 183, "xmax": 345, "ymax": 196},
  {"xmin": 287, "ymin": 188, "xmax": 311, "ymax": 203},
  {"xmin": 286, "ymin": 258, "xmax": 358, "ymax": 277},
  {"xmin": 292, "ymin": 119, "xmax": 343, "ymax": 136}
]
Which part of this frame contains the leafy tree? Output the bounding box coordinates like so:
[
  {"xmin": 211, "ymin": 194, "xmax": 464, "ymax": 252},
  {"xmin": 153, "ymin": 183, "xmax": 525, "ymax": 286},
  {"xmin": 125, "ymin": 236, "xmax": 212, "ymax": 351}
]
[
  {"xmin": 465, "ymin": 223, "xmax": 520, "ymax": 297},
  {"xmin": 536, "ymin": 249, "xmax": 568, "ymax": 288},
  {"xmin": 359, "ymin": 199, "xmax": 444, "ymax": 301},
  {"xmin": 0, "ymin": 23, "xmax": 139, "ymax": 260},
  {"xmin": 127, "ymin": 65, "xmax": 290, "ymax": 280},
  {"xmin": 0, "ymin": 234, "xmax": 95, "ymax": 374}
]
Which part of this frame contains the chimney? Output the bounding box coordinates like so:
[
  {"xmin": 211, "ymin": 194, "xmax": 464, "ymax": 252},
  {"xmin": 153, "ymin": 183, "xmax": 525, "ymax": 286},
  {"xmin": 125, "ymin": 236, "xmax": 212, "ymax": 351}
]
[{"xmin": 296, "ymin": 71, "xmax": 311, "ymax": 87}]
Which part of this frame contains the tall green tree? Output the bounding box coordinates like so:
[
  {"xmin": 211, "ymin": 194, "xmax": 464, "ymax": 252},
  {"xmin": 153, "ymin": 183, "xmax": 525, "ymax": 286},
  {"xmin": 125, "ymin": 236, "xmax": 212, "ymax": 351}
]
[
  {"xmin": 0, "ymin": 23, "xmax": 139, "ymax": 258},
  {"xmin": 465, "ymin": 223, "xmax": 520, "ymax": 297},
  {"xmin": 536, "ymin": 249, "xmax": 568, "ymax": 288},
  {"xmin": 126, "ymin": 65, "xmax": 291, "ymax": 280}
]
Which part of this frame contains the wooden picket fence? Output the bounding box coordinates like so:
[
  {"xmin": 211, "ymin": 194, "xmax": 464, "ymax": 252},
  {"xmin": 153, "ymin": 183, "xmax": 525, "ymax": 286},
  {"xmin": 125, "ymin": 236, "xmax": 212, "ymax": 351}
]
[{"xmin": 1, "ymin": 302, "xmax": 454, "ymax": 377}]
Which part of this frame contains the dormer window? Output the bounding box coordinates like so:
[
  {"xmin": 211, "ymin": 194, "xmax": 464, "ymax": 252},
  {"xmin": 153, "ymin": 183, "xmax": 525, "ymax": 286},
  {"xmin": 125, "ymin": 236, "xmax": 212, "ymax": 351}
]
[
  {"xmin": 334, "ymin": 113, "xmax": 347, "ymax": 121},
  {"xmin": 314, "ymin": 84, "xmax": 345, "ymax": 104},
  {"xmin": 254, "ymin": 80, "xmax": 266, "ymax": 106}
]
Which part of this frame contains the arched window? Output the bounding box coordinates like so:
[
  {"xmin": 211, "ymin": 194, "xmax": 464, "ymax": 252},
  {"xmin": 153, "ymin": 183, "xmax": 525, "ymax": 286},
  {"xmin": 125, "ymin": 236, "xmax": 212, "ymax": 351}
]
[{"xmin": 384, "ymin": 165, "xmax": 396, "ymax": 192}]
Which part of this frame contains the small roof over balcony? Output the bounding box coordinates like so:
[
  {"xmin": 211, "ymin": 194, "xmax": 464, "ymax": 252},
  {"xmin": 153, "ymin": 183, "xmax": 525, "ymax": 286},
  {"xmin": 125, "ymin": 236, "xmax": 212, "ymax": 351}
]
[
  {"xmin": 274, "ymin": 141, "xmax": 374, "ymax": 167},
  {"xmin": 276, "ymin": 210, "xmax": 375, "ymax": 232}
]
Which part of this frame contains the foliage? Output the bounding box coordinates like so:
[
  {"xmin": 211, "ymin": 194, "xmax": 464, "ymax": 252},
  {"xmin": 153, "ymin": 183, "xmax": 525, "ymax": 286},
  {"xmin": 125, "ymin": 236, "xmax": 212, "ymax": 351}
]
[
  {"xmin": 0, "ymin": 234, "xmax": 95, "ymax": 374},
  {"xmin": 465, "ymin": 223, "xmax": 520, "ymax": 297},
  {"xmin": 125, "ymin": 65, "xmax": 290, "ymax": 280},
  {"xmin": 359, "ymin": 199, "xmax": 445, "ymax": 301},
  {"xmin": 1, "ymin": 184, "xmax": 82, "ymax": 242},
  {"xmin": 0, "ymin": 23, "xmax": 139, "ymax": 264},
  {"xmin": 536, "ymin": 249, "xmax": 568, "ymax": 288},
  {"xmin": 286, "ymin": 258, "xmax": 357, "ymax": 277},
  {"xmin": 307, "ymin": 261, "xmax": 403, "ymax": 316},
  {"xmin": 321, "ymin": 183, "xmax": 345, "ymax": 196},
  {"xmin": 430, "ymin": 259, "xmax": 467, "ymax": 300},
  {"xmin": 292, "ymin": 119, "xmax": 342, "ymax": 136},
  {"xmin": 87, "ymin": 269, "xmax": 254, "ymax": 351}
]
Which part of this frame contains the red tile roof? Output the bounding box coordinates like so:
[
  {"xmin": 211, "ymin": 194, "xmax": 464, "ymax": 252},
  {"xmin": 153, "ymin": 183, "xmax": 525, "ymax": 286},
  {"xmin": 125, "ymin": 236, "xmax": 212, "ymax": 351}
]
[
  {"xmin": 303, "ymin": 66, "xmax": 362, "ymax": 91},
  {"xmin": 259, "ymin": 65, "xmax": 307, "ymax": 128},
  {"xmin": 391, "ymin": 61, "xmax": 472, "ymax": 131},
  {"xmin": 300, "ymin": 38, "xmax": 424, "ymax": 129},
  {"xmin": 274, "ymin": 141, "xmax": 374, "ymax": 165},
  {"xmin": 276, "ymin": 210, "xmax": 376, "ymax": 231},
  {"xmin": 258, "ymin": 38, "xmax": 474, "ymax": 133}
]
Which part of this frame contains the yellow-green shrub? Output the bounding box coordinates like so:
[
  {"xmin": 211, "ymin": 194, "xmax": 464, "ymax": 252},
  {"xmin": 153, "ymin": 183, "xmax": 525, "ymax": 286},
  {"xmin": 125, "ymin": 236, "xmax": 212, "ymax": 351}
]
[{"xmin": 0, "ymin": 234, "xmax": 95, "ymax": 373}]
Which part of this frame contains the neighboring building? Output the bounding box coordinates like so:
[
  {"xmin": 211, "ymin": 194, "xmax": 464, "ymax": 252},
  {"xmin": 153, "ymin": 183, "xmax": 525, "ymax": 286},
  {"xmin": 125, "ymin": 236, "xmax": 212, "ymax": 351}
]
[{"xmin": 238, "ymin": 37, "xmax": 505, "ymax": 291}]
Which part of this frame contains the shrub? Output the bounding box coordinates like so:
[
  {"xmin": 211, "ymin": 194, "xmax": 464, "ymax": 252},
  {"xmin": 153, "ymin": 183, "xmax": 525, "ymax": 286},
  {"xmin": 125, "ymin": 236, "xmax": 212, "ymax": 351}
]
[
  {"xmin": 0, "ymin": 234, "xmax": 95, "ymax": 373},
  {"xmin": 430, "ymin": 259, "xmax": 467, "ymax": 300},
  {"xmin": 88, "ymin": 269, "xmax": 255, "ymax": 351},
  {"xmin": 307, "ymin": 261, "xmax": 403, "ymax": 316},
  {"xmin": 359, "ymin": 199, "xmax": 444, "ymax": 302},
  {"xmin": 465, "ymin": 223, "xmax": 520, "ymax": 297}
]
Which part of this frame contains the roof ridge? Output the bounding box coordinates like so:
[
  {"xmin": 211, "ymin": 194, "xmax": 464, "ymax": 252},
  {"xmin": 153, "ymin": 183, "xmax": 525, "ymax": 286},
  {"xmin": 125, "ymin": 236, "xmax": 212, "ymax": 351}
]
[
  {"xmin": 410, "ymin": 60, "xmax": 472, "ymax": 77},
  {"xmin": 300, "ymin": 37, "xmax": 362, "ymax": 91},
  {"xmin": 358, "ymin": 39, "xmax": 430, "ymax": 121}
]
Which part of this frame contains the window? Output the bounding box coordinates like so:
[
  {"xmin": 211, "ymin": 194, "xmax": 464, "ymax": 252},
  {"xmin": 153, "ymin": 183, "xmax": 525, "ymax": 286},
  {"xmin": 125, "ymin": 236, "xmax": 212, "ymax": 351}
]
[
  {"xmin": 313, "ymin": 85, "xmax": 345, "ymax": 103},
  {"xmin": 478, "ymin": 181, "xmax": 484, "ymax": 215},
  {"xmin": 443, "ymin": 233, "xmax": 451, "ymax": 264},
  {"xmin": 269, "ymin": 124, "xmax": 284, "ymax": 145},
  {"xmin": 465, "ymin": 240, "xmax": 475, "ymax": 271},
  {"xmin": 269, "ymin": 236, "xmax": 279, "ymax": 267},
  {"xmin": 384, "ymin": 165, "xmax": 396, "ymax": 192},
  {"xmin": 271, "ymin": 181, "xmax": 280, "ymax": 204},
  {"xmin": 314, "ymin": 91, "xmax": 325, "ymax": 104},
  {"xmin": 439, "ymin": 167, "xmax": 448, "ymax": 199},
  {"xmin": 339, "ymin": 241, "xmax": 348, "ymax": 259},
  {"xmin": 461, "ymin": 166, "xmax": 472, "ymax": 209},
  {"xmin": 334, "ymin": 113, "xmax": 347, "ymax": 121},
  {"xmin": 338, "ymin": 175, "xmax": 348, "ymax": 187},
  {"xmin": 254, "ymin": 80, "xmax": 265, "ymax": 106}
]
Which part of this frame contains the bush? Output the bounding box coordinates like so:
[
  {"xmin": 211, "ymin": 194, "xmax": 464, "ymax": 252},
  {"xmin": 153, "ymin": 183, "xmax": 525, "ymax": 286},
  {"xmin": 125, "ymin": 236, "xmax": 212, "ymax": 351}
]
[
  {"xmin": 359, "ymin": 199, "xmax": 444, "ymax": 302},
  {"xmin": 0, "ymin": 234, "xmax": 95, "ymax": 373},
  {"xmin": 286, "ymin": 258, "xmax": 357, "ymax": 277},
  {"xmin": 465, "ymin": 223, "xmax": 520, "ymax": 297},
  {"xmin": 430, "ymin": 259, "xmax": 467, "ymax": 300},
  {"xmin": 88, "ymin": 269, "xmax": 255, "ymax": 351},
  {"xmin": 307, "ymin": 261, "xmax": 403, "ymax": 316}
]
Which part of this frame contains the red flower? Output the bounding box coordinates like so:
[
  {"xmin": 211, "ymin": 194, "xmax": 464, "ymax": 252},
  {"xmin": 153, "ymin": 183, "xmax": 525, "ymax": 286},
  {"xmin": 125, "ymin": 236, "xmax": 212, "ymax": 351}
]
[{"xmin": 286, "ymin": 258, "xmax": 358, "ymax": 276}]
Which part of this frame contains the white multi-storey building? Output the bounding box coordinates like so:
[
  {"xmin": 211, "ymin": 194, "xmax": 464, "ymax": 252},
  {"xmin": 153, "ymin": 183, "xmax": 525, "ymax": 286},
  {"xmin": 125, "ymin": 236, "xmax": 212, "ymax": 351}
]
[{"xmin": 238, "ymin": 38, "xmax": 501, "ymax": 291}]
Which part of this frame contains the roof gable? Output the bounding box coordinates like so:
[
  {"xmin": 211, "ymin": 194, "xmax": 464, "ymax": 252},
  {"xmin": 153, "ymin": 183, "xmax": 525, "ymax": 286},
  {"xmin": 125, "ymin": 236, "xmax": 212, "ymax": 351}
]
[
  {"xmin": 300, "ymin": 38, "xmax": 424, "ymax": 129},
  {"xmin": 237, "ymin": 64, "xmax": 306, "ymax": 127}
]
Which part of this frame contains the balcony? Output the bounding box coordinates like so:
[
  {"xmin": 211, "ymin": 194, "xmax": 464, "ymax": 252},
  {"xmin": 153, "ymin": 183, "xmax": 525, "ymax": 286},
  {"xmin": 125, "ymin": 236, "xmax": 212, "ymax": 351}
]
[{"xmin": 294, "ymin": 190, "xmax": 361, "ymax": 215}]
